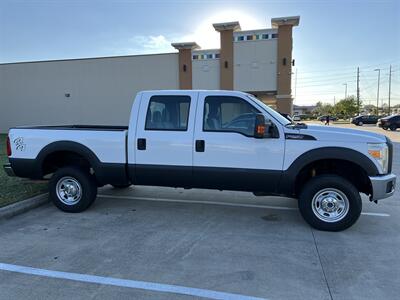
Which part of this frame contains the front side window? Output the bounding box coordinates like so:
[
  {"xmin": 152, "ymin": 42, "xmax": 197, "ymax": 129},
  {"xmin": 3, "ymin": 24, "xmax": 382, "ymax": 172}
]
[
  {"xmin": 145, "ymin": 96, "xmax": 190, "ymax": 131},
  {"xmin": 203, "ymin": 96, "xmax": 259, "ymax": 137}
]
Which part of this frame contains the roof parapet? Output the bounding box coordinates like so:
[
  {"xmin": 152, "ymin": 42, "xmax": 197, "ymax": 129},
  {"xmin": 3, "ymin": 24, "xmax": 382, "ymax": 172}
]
[
  {"xmin": 171, "ymin": 42, "xmax": 200, "ymax": 50},
  {"xmin": 213, "ymin": 21, "xmax": 241, "ymax": 32},
  {"xmin": 271, "ymin": 16, "xmax": 300, "ymax": 28}
]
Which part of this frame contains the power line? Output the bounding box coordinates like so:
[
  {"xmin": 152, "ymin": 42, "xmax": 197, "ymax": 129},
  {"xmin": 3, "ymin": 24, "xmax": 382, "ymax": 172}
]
[{"xmin": 296, "ymin": 60, "xmax": 400, "ymax": 74}]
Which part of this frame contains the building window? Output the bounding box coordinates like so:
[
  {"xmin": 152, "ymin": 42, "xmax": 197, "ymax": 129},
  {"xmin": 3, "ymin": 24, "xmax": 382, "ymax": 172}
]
[
  {"xmin": 262, "ymin": 34, "xmax": 269, "ymax": 39},
  {"xmin": 271, "ymin": 33, "xmax": 278, "ymax": 38},
  {"xmin": 145, "ymin": 96, "xmax": 191, "ymax": 131},
  {"xmin": 237, "ymin": 36, "xmax": 244, "ymax": 41},
  {"xmin": 192, "ymin": 55, "xmax": 199, "ymax": 60},
  {"xmin": 215, "ymin": 53, "xmax": 220, "ymax": 59},
  {"xmin": 246, "ymin": 35, "xmax": 254, "ymax": 41},
  {"xmin": 207, "ymin": 54, "xmax": 213, "ymax": 59}
]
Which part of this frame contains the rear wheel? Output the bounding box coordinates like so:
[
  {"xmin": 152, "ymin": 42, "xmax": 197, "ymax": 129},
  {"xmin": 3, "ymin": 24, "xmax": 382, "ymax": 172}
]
[
  {"xmin": 49, "ymin": 166, "xmax": 97, "ymax": 212},
  {"xmin": 298, "ymin": 175, "xmax": 362, "ymax": 231},
  {"xmin": 389, "ymin": 124, "xmax": 397, "ymax": 131},
  {"xmin": 358, "ymin": 121, "xmax": 363, "ymax": 126}
]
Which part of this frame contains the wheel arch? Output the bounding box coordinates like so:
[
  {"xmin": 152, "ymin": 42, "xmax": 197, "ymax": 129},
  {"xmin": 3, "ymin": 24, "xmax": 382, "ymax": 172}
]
[
  {"xmin": 36, "ymin": 141, "xmax": 101, "ymax": 178},
  {"xmin": 279, "ymin": 147, "xmax": 378, "ymax": 196}
]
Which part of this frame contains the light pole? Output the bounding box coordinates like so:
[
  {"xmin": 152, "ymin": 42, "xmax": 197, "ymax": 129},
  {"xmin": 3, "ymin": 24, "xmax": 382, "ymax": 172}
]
[
  {"xmin": 343, "ymin": 83, "xmax": 347, "ymax": 99},
  {"xmin": 374, "ymin": 68, "xmax": 380, "ymax": 115}
]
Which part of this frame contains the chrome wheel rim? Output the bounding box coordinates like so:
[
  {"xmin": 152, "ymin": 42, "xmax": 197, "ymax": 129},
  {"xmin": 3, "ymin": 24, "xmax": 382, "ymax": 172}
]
[
  {"xmin": 56, "ymin": 176, "xmax": 82, "ymax": 205},
  {"xmin": 311, "ymin": 188, "xmax": 349, "ymax": 223}
]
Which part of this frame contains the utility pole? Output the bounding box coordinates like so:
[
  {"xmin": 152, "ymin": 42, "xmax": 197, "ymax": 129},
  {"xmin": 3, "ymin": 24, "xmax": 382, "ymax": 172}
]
[
  {"xmin": 343, "ymin": 83, "xmax": 347, "ymax": 99},
  {"xmin": 334, "ymin": 96, "xmax": 336, "ymax": 106},
  {"xmin": 294, "ymin": 68, "xmax": 298, "ymax": 99},
  {"xmin": 356, "ymin": 67, "xmax": 360, "ymax": 115},
  {"xmin": 374, "ymin": 68, "xmax": 380, "ymax": 115},
  {"xmin": 388, "ymin": 65, "xmax": 392, "ymax": 115}
]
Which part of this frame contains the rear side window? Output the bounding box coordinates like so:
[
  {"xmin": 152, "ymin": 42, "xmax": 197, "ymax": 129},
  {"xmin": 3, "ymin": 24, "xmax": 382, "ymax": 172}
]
[
  {"xmin": 145, "ymin": 95, "xmax": 190, "ymax": 131},
  {"xmin": 203, "ymin": 96, "xmax": 259, "ymax": 136}
]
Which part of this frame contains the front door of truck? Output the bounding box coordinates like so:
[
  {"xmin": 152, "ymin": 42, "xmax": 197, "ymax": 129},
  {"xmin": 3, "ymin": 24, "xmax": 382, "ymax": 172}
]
[
  {"xmin": 192, "ymin": 92, "xmax": 285, "ymax": 192},
  {"xmin": 133, "ymin": 91, "xmax": 198, "ymax": 187}
]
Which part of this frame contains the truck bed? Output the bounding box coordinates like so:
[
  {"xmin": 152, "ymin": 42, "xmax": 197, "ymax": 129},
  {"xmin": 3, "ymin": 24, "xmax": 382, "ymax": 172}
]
[{"xmin": 12, "ymin": 125, "xmax": 128, "ymax": 131}]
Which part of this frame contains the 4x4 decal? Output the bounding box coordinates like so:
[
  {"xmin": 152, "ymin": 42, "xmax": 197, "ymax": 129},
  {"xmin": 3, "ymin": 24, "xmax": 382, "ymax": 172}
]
[{"xmin": 14, "ymin": 137, "xmax": 26, "ymax": 151}]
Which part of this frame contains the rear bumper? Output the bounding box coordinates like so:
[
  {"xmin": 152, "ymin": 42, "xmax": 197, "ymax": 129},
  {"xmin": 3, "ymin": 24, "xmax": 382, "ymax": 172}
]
[
  {"xmin": 3, "ymin": 163, "xmax": 15, "ymax": 177},
  {"xmin": 369, "ymin": 174, "xmax": 396, "ymax": 201}
]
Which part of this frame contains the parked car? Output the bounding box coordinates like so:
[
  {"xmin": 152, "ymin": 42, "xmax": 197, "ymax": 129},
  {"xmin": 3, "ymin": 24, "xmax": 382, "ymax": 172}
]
[
  {"xmin": 378, "ymin": 115, "xmax": 400, "ymax": 131},
  {"xmin": 318, "ymin": 115, "xmax": 338, "ymax": 122},
  {"xmin": 292, "ymin": 115, "xmax": 301, "ymax": 122},
  {"xmin": 351, "ymin": 115, "xmax": 379, "ymax": 126},
  {"xmin": 3, "ymin": 90, "xmax": 396, "ymax": 231}
]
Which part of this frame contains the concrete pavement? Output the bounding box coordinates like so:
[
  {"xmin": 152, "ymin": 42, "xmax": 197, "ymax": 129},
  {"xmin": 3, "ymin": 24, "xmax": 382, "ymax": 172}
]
[{"xmin": 0, "ymin": 144, "xmax": 399, "ymax": 299}]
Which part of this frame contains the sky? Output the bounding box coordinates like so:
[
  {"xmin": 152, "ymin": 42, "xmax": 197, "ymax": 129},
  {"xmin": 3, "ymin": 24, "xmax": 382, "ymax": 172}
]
[{"xmin": 0, "ymin": 0, "xmax": 399, "ymax": 106}]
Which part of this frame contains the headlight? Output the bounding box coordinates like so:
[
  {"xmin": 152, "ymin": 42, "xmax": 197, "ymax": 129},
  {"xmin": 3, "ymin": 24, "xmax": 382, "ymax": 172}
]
[{"xmin": 368, "ymin": 143, "xmax": 389, "ymax": 174}]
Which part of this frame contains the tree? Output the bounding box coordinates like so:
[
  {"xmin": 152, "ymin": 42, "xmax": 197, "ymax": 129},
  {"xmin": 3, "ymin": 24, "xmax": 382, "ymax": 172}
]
[
  {"xmin": 363, "ymin": 104, "xmax": 376, "ymax": 114},
  {"xmin": 313, "ymin": 101, "xmax": 334, "ymax": 116},
  {"xmin": 334, "ymin": 96, "xmax": 359, "ymax": 118}
]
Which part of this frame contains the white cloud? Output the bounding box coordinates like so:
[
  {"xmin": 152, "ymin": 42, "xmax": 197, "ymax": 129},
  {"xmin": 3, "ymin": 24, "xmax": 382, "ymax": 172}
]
[{"xmin": 111, "ymin": 9, "xmax": 265, "ymax": 55}]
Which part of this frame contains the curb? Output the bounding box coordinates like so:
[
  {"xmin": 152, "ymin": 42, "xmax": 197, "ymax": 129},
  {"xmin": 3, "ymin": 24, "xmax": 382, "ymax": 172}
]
[{"xmin": 0, "ymin": 193, "xmax": 49, "ymax": 220}]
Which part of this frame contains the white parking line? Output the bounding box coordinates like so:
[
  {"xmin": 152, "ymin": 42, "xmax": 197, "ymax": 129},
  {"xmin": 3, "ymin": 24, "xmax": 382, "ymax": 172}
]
[
  {"xmin": 98, "ymin": 194, "xmax": 390, "ymax": 217},
  {"xmin": 0, "ymin": 262, "xmax": 266, "ymax": 300},
  {"xmin": 360, "ymin": 212, "xmax": 390, "ymax": 217}
]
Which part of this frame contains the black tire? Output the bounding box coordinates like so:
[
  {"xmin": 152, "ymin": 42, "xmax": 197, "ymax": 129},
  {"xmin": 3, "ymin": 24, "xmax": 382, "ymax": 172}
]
[
  {"xmin": 382, "ymin": 127, "xmax": 388, "ymax": 130},
  {"xmin": 298, "ymin": 175, "xmax": 362, "ymax": 231},
  {"xmin": 111, "ymin": 184, "xmax": 132, "ymax": 189},
  {"xmin": 49, "ymin": 166, "xmax": 97, "ymax": 213},
  {"xmin": 358, "ymin": 121, "xmax": 363, "ymax": 126},
  {"xmin": 389, "ymin": 124, "xmax": 397, "ymax": 131}
]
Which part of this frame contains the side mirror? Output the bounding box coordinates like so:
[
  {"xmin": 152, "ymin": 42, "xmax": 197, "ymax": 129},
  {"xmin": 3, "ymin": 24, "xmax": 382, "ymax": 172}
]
[{"xmin": 254, "ymin": 114, "xmax": 266, "ymax": 138}]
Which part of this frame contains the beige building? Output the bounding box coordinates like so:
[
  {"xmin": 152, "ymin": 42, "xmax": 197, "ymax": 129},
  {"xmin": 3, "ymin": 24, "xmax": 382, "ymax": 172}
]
[{"xmin": 0, "ymin": 16, "xmax": 299, "ymax": 133}]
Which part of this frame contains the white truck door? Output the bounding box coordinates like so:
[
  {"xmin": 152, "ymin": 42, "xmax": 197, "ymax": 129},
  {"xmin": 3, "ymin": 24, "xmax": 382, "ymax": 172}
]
[
  {"xmin": 133, "ymin": 91, "xmax": 198, "ymax": 187},
  {"xmin": 193, "ymin": 92, "xmax": 285, "ymax": 192}
]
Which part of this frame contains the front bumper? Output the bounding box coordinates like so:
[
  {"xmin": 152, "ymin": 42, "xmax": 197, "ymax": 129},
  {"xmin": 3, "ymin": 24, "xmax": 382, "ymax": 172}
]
[
  {"xmin": 369, "ymin": 173, "xmax": 396, "ymax": 201},
  {"xmin": 3, "ymin": 163, "xmax": 15, "ymax": 177}
]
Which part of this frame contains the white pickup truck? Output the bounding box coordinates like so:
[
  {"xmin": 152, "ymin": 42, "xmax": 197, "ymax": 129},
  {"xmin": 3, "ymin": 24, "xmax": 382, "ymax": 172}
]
[{"xmin": 4, "ymin": 90, "xmax": 396, "ymax": 231}]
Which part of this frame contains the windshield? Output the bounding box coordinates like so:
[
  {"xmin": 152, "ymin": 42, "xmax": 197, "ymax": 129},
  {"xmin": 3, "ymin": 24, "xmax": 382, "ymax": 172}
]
[{"xmin": 246, "ymin": 94, "xmax": 292, "ymax": 126}]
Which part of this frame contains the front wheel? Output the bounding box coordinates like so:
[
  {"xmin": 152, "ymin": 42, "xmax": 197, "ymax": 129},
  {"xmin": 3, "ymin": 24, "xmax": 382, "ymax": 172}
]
[
  {"xmin": 358, "ymin": 121, "xmax": 363, "ymax": 126},
  {"xmin": 389, "ymin": 124, "xmax": 397, "ymax": 131},
  {"xmin": 298, "ymin": 175, "xmax": 362, "ymax": 231},
  {"xmin": 49, "ymin": 166, "xmax": 97, "ymax": 213}
]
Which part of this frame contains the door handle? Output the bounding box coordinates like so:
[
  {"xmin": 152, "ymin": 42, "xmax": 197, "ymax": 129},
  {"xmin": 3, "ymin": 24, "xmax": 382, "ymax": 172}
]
[
  {"xmin": 195, "ymin": 140, "xmax": 205, "ymax": 152},
  {"xmin": 137, "ymin": 138, "xmax": 146, "ymax": 150}
]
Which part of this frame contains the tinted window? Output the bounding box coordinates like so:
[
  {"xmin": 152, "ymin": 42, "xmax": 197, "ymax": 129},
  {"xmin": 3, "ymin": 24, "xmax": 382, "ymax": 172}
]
[
  {"xmin": 203, "ymin": 96, "xmax": 259, "ymax": 136},
  {"xmin": 145, "ymin": 96, "xmax": 190, "ymax": 131}
]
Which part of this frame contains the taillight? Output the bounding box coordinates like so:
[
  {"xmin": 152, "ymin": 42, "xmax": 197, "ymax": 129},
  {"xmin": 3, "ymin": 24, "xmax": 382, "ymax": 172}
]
[{"xmin": 6, "ymin": 135, "xmax": 11, "ymax": 156}]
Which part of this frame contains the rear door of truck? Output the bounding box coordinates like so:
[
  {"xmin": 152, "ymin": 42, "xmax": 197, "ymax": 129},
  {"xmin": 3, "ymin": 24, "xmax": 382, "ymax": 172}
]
[{"xmin": 132, "ymin": 91, "xmax": 198, "ymax": 187}]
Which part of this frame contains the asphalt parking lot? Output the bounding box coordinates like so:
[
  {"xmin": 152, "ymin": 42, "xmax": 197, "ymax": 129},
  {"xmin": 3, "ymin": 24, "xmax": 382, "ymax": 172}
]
[
  {"xmin": 0, "ymin": 143, "xmax": 399, "ymax": 299},
  {"xmin": 308, "ymin": 121, "xmax": 400, "ymax": 142}
]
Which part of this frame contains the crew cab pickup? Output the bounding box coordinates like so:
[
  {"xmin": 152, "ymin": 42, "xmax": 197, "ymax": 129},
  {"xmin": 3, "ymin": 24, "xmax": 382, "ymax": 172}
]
[{"xmin": 4, "ymin": 90, "xmax": 396, "ymax": 231}]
